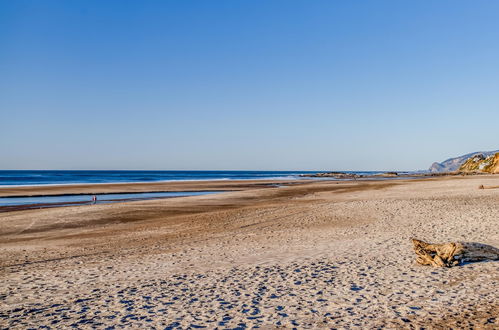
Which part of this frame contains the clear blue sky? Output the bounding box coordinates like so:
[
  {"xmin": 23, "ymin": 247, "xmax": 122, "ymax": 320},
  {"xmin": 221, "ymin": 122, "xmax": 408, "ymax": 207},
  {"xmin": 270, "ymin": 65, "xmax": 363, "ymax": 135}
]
[{"xmin": 1, "ymin": 1, "xmax": 498, "ymax": 171}]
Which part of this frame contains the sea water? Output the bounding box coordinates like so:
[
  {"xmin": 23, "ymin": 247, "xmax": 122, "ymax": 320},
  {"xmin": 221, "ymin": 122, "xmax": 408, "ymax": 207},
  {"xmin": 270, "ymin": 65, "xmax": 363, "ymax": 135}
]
[{"xmin": 0, "ymin": 170, "xmax": 383, "ymax": 187}]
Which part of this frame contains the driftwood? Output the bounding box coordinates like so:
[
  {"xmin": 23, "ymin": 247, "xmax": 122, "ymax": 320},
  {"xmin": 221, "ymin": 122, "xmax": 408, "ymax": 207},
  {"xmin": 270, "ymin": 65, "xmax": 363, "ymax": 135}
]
[{"xmin": 412, "ymin": 238, "xmax": 499, "ymax": 267}]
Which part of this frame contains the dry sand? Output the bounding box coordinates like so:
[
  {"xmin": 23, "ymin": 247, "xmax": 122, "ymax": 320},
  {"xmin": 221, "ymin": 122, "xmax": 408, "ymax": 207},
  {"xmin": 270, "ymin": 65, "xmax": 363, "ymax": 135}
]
[{"xmin": 0, "ymin": 176, "xmax": 498, "ymax": 328}]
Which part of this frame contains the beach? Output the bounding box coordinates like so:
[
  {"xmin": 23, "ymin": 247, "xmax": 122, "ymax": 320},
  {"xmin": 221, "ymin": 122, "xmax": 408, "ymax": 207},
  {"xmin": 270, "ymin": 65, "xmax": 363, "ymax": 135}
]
[{"xmin": 1, "ymin": 175, "xmax": 498, "ymax": 328}]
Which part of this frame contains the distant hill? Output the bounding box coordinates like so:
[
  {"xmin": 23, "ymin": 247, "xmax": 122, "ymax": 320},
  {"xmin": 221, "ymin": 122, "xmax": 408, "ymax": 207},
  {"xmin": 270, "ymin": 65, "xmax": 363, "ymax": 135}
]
[
  {"xmin": 429, "ymin": 150, "xmax": 499, "ymax": 173},
  {"xmin": 459, "ymin": 152, "xmax": 499, "ymax": 173}
]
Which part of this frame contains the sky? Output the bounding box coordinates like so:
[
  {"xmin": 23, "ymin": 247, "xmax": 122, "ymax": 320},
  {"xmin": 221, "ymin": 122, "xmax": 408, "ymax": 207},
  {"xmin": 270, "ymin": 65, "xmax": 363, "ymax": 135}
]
[{"xmin": 1, "ymin": 1, "xmax": 499, "ymax": 171}]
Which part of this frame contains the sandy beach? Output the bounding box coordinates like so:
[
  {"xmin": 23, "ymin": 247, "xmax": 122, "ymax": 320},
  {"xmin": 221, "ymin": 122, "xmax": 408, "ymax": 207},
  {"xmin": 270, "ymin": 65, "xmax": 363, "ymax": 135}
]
[{"xmin": 1, "ymin": 176, "xmax": 498, "ymax": 328}]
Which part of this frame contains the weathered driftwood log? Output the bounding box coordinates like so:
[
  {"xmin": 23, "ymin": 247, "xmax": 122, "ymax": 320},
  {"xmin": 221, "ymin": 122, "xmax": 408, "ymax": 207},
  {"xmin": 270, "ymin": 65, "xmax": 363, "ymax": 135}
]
[{"xmin": 412, "ymin": 238, "xmax": 499, "ymax": 267}]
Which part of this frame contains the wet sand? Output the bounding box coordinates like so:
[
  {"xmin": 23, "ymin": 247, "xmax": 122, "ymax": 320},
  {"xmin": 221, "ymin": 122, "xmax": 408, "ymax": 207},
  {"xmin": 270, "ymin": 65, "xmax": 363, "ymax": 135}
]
[
  {"xmin": 1, "ymin": 176, "xmax": 498, "ymax": 328},
  {"xmin": 0, "ymin": 179, "xmax": 294, "ymax": 197}
]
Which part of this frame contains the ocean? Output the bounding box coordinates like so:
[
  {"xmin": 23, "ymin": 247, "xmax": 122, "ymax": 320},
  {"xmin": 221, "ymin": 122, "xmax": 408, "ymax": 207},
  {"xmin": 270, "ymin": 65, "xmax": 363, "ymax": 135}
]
[{"xmin": 0, "ymin": 170, "xmax": 383, "ymax": 187}]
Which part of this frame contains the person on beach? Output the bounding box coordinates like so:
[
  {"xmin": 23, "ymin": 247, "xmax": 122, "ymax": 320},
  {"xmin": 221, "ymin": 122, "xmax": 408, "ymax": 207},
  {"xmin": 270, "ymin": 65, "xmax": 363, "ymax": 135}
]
[{"xmin": 92, "ymin": 195, "xmax": 97, "ymax": 204}]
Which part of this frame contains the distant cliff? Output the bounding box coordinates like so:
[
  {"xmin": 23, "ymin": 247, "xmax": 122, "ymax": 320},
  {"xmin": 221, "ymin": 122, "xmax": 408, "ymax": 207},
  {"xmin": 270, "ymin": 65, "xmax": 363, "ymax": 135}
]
[
  {"xmin": 429, "ymin": 150, "xmax": 499, "ymax": 173},
  {"xmin": 459, "ymin": 152, "xmax": 499, "ymax": 173}
]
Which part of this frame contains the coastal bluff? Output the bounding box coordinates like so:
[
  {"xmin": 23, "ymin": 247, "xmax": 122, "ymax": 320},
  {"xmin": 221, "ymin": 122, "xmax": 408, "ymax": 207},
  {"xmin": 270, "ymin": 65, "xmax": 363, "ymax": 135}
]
[
  {"xmin": 459, "ymin": 152, "xmax": 499, "ymax": 174},
  {"xmin": 429, "ymin": 149, "xmax": 499, "ymax": 173}
]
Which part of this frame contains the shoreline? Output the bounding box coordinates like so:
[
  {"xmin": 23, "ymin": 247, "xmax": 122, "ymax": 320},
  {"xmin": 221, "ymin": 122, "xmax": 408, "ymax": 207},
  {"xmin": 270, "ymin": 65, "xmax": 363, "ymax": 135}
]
[
  {"xmin": 0, "ymin": 179, "xmax": 303, "ymax": 198},
  {"xmin": 0, "ymin": 191, "xmax": 227, "ymax": 213},
  {"xmin": 2, "ymin": 168, "xmax": 486, "ymax": 193},
  {"xmin": 0, "ymin": 169, "xmax": 434, "ymax": 190},
  {"xmin": 0, "ymin": 172, "xmax": 476, "ymax": 198}
]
